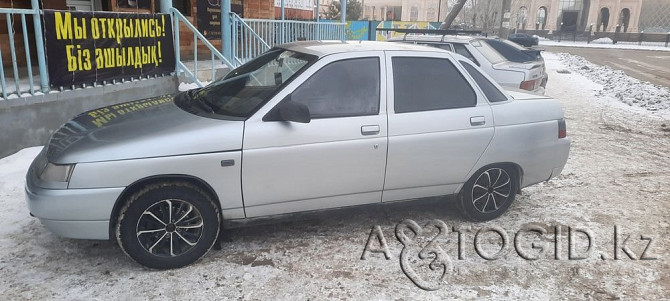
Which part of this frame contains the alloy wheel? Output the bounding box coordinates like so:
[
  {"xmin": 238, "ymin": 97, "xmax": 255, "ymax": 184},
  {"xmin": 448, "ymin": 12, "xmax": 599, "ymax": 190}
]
[
  {"xmin": 471, "ymin": 168, "xmax": 513, "ymax": 214},
  {"xmin": 135, "ymin": 199, "xmax": 204, "ymax": 257}
]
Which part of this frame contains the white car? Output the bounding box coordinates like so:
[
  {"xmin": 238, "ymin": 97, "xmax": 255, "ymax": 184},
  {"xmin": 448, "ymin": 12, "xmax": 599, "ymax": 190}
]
[
  {"xmin": 390, "ymin": 35, "xmax": 548, "ymax": 94},
  {"xmin": 26, "ymin": 41, "xmax": 570, "ymax": 269}
]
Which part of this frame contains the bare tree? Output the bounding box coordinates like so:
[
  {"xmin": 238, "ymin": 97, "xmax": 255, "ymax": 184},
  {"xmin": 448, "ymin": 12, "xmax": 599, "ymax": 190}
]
[
  {"xmin": 457, "ymin": 0, "xmax": 501, "ymax": 31},
  {"xmin": 440, "ymin": 0, "xmax": 468, "ymax": 29}
]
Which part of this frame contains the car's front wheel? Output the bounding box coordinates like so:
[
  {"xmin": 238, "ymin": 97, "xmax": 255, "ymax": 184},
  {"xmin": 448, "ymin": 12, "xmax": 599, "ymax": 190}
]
[
  {"xmin": 458, "ymin": 166, "xmax": 517, "ymax": 221},
  {"xmin": 116, "ymin": 181, "xmax": 220, "ymax": 269}
]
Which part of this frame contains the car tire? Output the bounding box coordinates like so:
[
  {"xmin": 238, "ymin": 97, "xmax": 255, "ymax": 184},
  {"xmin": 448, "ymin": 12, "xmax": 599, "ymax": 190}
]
[
  {"xmin": 458, "ymin": 166, "xmax": 517, "ymax": 222},
  {"xmin": 116, "ymin": 181, "xmax": 220, "ymax": 269}
]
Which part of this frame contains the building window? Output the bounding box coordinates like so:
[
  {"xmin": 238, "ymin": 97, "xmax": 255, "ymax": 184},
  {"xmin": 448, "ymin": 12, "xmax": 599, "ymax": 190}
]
[
  {"xmin": 559, "ymin": 0, "xmax": 583, "ymax": 11},
  {"xmin": 619, "ymin": 8, "xmax": 631, "ymax": 32},
  {"xmin": 173, "ymin": 0, "xmax": 191, "ymax": 16},
  {"xmin": 410, "ymin": 6, "xmax": 418, "ymax": 22},
  {"xmin": 110, "ymin": 0, "xmax": 155, "ymax": 13},
  {"xmin": 598, "ymin": 7, "xmax": 609, "ymax": 31},
  {"xmin": 426, "ymin": 8, "xmax": 436, "ymax": 22},
  {"xmin": 517, "ymin": 6, "xmax": 528, "ymax": 29},
  {"xmin": 537, "ymin": 7, "xmax": 547, "ymax": 30}
]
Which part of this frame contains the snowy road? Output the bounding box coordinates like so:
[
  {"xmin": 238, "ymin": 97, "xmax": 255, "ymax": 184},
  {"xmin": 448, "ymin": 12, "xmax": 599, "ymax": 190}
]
[
  {"xmin": 0, "ymin": 53, "xmax": 668, "ymax": 300},
  {"xmin": 545, "ymin": 46, "xmax": 670, "ymax": 88}
]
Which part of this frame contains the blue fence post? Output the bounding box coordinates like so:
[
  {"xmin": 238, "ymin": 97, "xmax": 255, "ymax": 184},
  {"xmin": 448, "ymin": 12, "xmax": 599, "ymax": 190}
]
[
  {"xmin": 6, "ymin": 15, "xmax": 21, "ymax": 94},
  {"xmin": 21, "ymin": 15, "xmax": 35, "ymax": 95},
  {"xmin": 222, "ymin": 0, "xmax": 232, "ymax": 61},
  {"xmin": 31, "ymin": 0, "xmax": 49, "ymax": 93},
  {"xmin": 341, "ymin": 0, "xmax": 346, "ymax": 23}
]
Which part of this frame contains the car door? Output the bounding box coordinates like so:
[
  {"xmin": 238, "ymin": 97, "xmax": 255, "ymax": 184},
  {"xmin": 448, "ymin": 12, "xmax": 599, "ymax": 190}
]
[
  {"xmin": 242, "ymin": 52, "xmax": 388, "ymax": 217},
  {"xmin": 383, "ymin": 51, "xmax": 495, "ymax": 202}
]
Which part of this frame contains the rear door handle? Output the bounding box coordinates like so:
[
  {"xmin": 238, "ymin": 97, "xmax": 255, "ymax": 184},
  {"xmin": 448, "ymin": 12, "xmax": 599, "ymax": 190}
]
[
  {"xmin": 361, "ymin": 125, "xmax": 380, "ymax": 135},
  {"xmin": 470, "ymin": 116, "xmax": 486, "ymax": 126}
]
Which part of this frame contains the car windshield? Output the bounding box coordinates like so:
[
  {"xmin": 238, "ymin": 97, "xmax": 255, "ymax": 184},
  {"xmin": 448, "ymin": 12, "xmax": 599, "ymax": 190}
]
[
  {"xmin": 177, "ymin": 48, "xmax": 316, "ymax": 118},
  {"xmin": 482, "ymin": 39, "xmax": 535, "ymax": 63}
]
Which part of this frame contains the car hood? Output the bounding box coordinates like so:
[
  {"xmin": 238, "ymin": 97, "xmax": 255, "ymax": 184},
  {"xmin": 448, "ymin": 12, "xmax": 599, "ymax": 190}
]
[{"xmin": 46, "ymin": 95, "xmax": 244, "ymax": 164}]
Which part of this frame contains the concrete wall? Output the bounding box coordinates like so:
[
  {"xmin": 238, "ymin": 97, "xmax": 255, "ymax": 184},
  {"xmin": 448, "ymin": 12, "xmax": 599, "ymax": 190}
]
[{"xmin": 0, "ymin": 75, "xmax": 179, "ymax": 158}]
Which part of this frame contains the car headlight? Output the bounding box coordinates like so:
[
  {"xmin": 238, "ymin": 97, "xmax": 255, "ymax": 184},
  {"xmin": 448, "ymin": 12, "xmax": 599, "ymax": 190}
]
[{"xmin": 38, "ymin": 162, "xmax": 75, "ymax": 182}]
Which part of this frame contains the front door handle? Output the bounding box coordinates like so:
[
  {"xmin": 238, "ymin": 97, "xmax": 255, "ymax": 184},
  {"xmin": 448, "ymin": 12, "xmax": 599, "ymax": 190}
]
[
  {"xmin": 470, "ymin": 116, "xmax": 486, "ymax": 126},
  {"xmin": 361, "ymin": 125, "xmax": 380, "ymax": 135}
]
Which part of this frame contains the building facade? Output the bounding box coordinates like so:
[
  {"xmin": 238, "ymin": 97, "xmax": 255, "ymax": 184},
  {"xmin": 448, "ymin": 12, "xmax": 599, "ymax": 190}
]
[
  {"xmin": 510, "ymin": 0, "xmax": 643, "ymax": 32},
  {"xmin": 361, "ymin": 0, "xmax": 447, "ymax": 22}
]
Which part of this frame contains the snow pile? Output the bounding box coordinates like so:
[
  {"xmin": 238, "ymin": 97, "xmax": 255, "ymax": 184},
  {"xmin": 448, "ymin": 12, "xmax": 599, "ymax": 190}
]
[
  {"xmin": 590, "ymin": 37, "xmax": 613, "ymax": 44},
  {"xmin": 557, "ymin": 53, "xmax": 670, "ymax": 114}
]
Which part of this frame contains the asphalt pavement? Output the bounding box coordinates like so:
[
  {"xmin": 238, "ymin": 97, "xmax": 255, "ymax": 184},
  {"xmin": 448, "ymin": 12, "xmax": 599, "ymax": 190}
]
[{"xmin": 544, "ymin": 46, "xmax": 670, "ymax": 88}]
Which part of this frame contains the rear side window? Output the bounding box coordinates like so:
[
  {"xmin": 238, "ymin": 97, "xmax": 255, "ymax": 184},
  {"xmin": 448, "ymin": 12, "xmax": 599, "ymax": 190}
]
[
  {"xmin": 452, "ymin": 43, "xmax": 479, "ymax": 65},
  {"xmin": 460, "ymin": 61, "xmax": 508, "ymax": 103},
  {"xmin": 392, "ymin": 57, "xmax": 476, "ymax": 113},
  {"xmin": 291, "ymin": 57, "xmax": 380, "ymax": 118}
]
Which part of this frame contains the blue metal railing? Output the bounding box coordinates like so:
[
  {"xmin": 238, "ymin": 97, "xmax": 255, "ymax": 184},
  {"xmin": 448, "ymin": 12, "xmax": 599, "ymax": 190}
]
[
  {"xmin": 232, "ymin": 15, "xmax": 346, "ymax": 64},
  {"xmin": 170, "ymin": 8, "xmax": 234, "ymax": 88},
  {"xmin": 0, "ymin": 1, "xmax": 49, "ymax": 100},
  {"xmin": 231, "ymin": 13, "xmax": 271, "ymax": 66}
]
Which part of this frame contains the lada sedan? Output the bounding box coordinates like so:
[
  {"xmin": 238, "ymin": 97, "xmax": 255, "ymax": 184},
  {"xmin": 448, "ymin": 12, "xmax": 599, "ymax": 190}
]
[
  {"xmin": 26, "ymin": 41, "xmax": 570, "ymax": 269},
  {"xmin": 390, "ymin": 34, "xmax": 548, "ymax": 94}
]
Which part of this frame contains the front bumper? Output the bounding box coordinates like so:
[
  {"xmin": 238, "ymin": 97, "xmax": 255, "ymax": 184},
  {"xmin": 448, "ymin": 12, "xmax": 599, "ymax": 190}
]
[{"xmin": 25, "ymin": 177, "xmax": 124, "ymax": 240}]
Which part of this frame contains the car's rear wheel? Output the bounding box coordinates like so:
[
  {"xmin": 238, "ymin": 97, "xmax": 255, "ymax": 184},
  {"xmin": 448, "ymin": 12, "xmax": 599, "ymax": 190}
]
[
  {"xmin": 459, "ymin": 166, "xmax": 517, "ymax": 221},
  {"xmin": 116, "ymin": 181, "xmax": 220, "ymax": 269}
]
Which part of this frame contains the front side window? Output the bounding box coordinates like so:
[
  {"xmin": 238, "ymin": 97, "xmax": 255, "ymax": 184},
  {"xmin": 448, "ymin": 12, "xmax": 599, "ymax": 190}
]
[
  {"xmin": 392, "ymin": 57, "xmax": 476, "ymax": 113},
  {"xmin": 460, "ymin": 61, "xmax": 508, "ymax": 103},
  {"xmin": 177, "ymin": 48, "xmax": 316, "ymax": 118},
  {"xmin": 291, "ymin": 57, "xmax": 380, "ymax": 118}
]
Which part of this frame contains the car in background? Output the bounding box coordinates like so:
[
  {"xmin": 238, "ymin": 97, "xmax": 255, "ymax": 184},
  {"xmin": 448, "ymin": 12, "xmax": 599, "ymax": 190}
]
[
  {"xmin": 508, "ymin": 33, "xmax": 539, "ymax": 47},
  {"xmin": 390, "ymin": 35, "xmax": 548, "ymax": 94},
  {"xmin": 26, "ymin": 41, "xmax": 570, "ymax": 269}
]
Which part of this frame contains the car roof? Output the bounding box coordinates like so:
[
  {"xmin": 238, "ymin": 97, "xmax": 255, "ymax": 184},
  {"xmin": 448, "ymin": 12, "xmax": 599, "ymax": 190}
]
[
  {"xmin": 388, "ymin": 35, "xmax": 481, "ymax": 44},
  {"xmin": 277, "ymin": 40, "xmax": 445, "ymax": 57}
]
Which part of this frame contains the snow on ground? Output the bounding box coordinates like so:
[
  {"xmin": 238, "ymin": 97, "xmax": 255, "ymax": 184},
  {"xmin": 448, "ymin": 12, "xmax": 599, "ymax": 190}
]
[
  {"xmin": 552, "ymin": 52, "xmax": 670, "ymax": 119},
  {"xmin": 540, "ymin": 39, "xmax": 670, "ymax": 51},
  {"xmin": 590, "ymin": 37, "xmax": 614, "ymax": 44},
  {"xmin": 0, "ymin": 53, "xmax": 669, "ymax": 300}
]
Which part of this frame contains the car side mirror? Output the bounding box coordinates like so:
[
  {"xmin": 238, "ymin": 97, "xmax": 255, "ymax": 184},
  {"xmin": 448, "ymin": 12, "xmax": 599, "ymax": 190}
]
[{"xmin": 277, "ymin": 99, "xmax": 311, "ymax": 123}]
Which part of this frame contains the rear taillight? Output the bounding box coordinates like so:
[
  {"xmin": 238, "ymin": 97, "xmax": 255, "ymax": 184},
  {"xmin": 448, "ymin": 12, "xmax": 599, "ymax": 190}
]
[
  {"xmin": 520, "ymin": 79, "xmax": 538, "ymax": 91},
  {"xmin": 558, "ymin": 118, "xmax": 567, "ymax": 138}
]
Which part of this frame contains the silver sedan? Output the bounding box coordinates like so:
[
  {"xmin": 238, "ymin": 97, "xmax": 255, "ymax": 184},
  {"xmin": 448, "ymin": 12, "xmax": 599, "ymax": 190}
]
[{"xmin": 26, "ymin": 41, "xmax": 570, "ymax": 269}]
